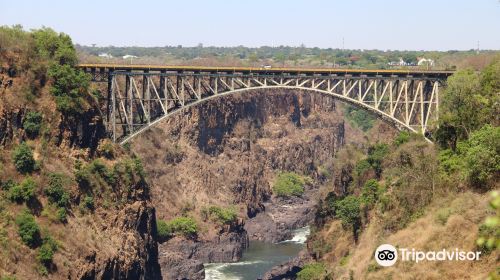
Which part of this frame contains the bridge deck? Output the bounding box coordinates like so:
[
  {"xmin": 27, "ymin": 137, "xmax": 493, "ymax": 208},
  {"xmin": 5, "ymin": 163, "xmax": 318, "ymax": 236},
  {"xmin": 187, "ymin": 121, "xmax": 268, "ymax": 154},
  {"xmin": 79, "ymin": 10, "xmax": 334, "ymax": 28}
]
[{"xmin": 77, "ymin": 63, "xmax": 454, "ymax": 79}]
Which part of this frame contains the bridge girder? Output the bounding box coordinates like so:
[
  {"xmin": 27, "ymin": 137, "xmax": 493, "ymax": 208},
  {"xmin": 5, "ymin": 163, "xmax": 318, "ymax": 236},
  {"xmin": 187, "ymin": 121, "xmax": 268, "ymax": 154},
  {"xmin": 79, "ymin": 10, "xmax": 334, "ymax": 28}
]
[{"xmin": 101, "ymin": 71, "xmax": 442, "ymax": 144}]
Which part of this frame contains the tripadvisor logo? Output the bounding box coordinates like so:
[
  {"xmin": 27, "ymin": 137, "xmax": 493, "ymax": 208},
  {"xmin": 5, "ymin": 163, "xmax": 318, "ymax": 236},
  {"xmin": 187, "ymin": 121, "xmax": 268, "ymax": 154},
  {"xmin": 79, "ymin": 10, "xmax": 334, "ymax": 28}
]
[
  {"xmin": 374, "ymin": 244, "xmax": 481, "ymax": 266},
  {"xmin": 375, "ymin": 244, "xmax": 398, "ymax": 266}
]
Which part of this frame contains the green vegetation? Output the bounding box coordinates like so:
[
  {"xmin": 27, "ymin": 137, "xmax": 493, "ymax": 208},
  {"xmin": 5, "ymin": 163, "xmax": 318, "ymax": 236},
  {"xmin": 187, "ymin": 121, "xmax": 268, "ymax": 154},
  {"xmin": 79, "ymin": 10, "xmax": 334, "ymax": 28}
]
[
  {"xmin": 8, "ymin": 177, "xmax": 36, "ymax": 203},
  {"xmin": 335, "ymin": 195, "xmax": 361, "ymax": 230},
  {"xmin": 15, "ymin": 210, "xmax": 40, "ymax": 247},
  {"xmin": 37, "ymin": 235, "xmax": 58, "ymax": 265},
  {"xmin": 81, "ymin": 195, "xmax": 94, "ymax": 210},
  {"xmin": 297, "ymin": 262, "xmax": 327, "ymax": 280},
  {"xmin": 272, "ymin": 172, "xmax": 306, "ymax": 197},
  {"xmin": 394, "ymin": 131, "xmax": 411, "ymax": 146},
  {"xmin": 98, "ymin": 140, "xmax": 116, "ymax": 159},
  {"xmin": 345, "ymin": 106, "xmax": 375, "ymax": 131},
  {"xmin": 476, "ymin": 191, "xmax": 500, "ymax": 252},
  {"xmin": 360, "ymin": 179, "xmax": 381, "ymax": 207},
  {"xmin": 45, "ymin": 173, "xmax": 70, "ymax": 207},
  {"xmin": 156, "ymin": 219, "xmax": 170, "ymax": 241},
  {"xmin": 202, "ymin": 205, "xmax": 238, "ymax": 225},
  {"xmin": 12, "ymin": 142, "xmax": 37, "ymax": 174},
  {"xmin": 366, "ymin": 144, "xmax": 389, "ymax": 178},
  {"xmin": 23, "ymin": 111, "xmax": 43, "ymax": 138},
  {"xmin": 44, "ymin": 173, "xmax": 70, "ymax": 222},
  {"xmin": 48, "ymin": 64, "xmax": 90, "ymax": 116},
  {"xmin": 156, "ymin": 217, "xmax": 198, "ymax": 239},
  {"xmin": 436, "ymin": 60, "xmax": 499, "ymax": 147},
  {"xmin": 77, "ymin": 44, "xmax": 498, "ymax": 70}
]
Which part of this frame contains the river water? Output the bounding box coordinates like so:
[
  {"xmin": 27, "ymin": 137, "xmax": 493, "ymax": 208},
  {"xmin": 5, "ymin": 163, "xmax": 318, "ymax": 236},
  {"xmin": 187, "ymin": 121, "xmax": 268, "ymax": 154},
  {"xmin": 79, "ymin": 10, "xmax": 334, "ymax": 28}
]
[{"xmin": 205, "ymin": 226, "xmax": 310, "ymax": 280}]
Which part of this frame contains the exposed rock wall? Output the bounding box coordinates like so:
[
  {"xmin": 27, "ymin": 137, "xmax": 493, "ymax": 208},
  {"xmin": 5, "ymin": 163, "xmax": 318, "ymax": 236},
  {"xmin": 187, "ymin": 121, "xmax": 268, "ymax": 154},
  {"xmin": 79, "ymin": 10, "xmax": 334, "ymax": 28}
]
[
  {"xmin": 75, "ymin": 202, "xmax": 161, "ymax": 280},
  {"xmin": 131, "ymin": 90, "xmax": 349, "ymax": 220}
]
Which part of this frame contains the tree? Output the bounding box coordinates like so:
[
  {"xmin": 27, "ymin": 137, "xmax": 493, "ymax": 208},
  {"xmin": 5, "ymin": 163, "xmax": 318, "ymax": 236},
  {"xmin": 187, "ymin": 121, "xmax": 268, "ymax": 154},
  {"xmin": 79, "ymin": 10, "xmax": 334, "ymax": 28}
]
[
  {"xmin": 47, "ymin": 64, "xmax": 90, "ymax": 116},
  {"xmin": 12, "ymin": 142, "xmax": 36, "ymax": 174},
  {"xmin": 16, "ymin": 210, "xmax": 41, "ymax": 247},
  {"xmin": 459, "ymin": 125, "xmax": 500, "ymax": 188},
  {"xmin": 8, "ymin": 177, "xmax": 36, "ymax": 203},
  {"xmin": 438, "ymin": 69, "xmax": 490, "ymax": 142},
  {"xmin": 335, "ymin": 195, "xmax": 361, "ymax": 230},
  {"xmin": 23, "ymin": 111, "xmax": 43, "ymax": 138}
]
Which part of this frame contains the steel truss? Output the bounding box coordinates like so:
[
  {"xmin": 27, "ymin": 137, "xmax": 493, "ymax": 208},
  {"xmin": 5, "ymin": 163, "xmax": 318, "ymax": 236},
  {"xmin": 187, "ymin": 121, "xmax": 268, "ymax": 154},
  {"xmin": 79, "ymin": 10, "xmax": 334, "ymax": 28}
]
[{"xmin": 105, "ymin": 71, "xmax": 442, "ymax": 144}]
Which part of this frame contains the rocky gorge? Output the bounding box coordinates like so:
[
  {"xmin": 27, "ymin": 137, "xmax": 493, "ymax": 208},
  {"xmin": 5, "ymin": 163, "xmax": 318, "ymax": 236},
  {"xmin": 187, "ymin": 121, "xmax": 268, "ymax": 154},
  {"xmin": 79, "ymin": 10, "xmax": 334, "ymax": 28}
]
[{"xmin": 130, "ymin": 89, "xmax": 368, "ymax": 278}]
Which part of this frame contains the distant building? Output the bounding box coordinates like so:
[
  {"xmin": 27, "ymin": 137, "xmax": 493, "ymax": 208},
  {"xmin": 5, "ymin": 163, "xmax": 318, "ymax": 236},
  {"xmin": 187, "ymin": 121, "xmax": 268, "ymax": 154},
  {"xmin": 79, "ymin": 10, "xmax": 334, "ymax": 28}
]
[
  {"xmin": 98, "ymin": 53, "xmax": 113, "ymax": 58},
  {"xmin": 417, "ymin": 58, "xmax": 435, "ymax": 67},
  {"xmin": 388, "ymin": 58, "xmax": 407, "ymax": 66},
  {"xmin": 122, "ymin": 55, "xmax": 138, "ymax": 60}
]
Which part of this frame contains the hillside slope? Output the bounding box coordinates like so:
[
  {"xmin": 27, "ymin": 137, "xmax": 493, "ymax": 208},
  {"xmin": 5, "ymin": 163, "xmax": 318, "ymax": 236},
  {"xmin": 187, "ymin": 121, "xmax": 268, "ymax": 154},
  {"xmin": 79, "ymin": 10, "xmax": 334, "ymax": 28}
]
[{"xmin": 0, "ymin": 26, "xmax": 160, "ymax": 279}]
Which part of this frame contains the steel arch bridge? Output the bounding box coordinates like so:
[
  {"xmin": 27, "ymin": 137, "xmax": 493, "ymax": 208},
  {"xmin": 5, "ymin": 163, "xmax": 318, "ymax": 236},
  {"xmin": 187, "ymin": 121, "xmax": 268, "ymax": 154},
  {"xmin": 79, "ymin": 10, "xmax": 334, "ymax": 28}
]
[{"xmin": 78, "ymin": 64, "xmax": 453, "ymax": 144}]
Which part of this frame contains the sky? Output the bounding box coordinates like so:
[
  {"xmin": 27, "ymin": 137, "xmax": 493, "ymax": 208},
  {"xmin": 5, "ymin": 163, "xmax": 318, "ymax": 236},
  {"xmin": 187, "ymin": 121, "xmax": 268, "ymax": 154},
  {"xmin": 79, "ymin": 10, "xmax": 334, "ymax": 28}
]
[{"xmin": 1, "ymin": 0, "xmax": 499, "ymax": 51}]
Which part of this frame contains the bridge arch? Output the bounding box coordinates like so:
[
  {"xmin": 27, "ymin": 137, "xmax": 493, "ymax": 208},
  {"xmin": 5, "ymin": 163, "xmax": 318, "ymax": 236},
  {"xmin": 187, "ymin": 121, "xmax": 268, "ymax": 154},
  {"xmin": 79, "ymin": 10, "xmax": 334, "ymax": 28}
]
[{"xmin": 120, "ymin": 85, "xmax": 424, "ymax": 144}]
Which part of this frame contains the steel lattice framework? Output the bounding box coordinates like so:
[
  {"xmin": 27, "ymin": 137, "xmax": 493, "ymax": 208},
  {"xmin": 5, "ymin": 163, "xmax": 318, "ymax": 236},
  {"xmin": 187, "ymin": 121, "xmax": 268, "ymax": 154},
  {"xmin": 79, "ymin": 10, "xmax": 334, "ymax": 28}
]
[{"xmin": 79, "ymin": 64, "xmax": 452, "ymax": 144}]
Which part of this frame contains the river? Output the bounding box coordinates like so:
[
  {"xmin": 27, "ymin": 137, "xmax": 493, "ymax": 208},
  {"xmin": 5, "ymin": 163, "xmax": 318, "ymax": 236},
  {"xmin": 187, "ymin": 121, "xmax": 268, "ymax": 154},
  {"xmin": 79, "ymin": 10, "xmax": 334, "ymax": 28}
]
[{"xmin": 205, "ymin": 226, "xmax": 310, "ymax": 280}]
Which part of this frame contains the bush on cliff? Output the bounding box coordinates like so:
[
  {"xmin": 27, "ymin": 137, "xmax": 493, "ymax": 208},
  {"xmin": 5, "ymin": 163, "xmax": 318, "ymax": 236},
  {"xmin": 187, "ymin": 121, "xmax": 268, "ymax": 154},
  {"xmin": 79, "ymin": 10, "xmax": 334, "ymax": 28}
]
[
  {"xmin": 297, "ymin": 262, "xmax": 327, "ymax": 280},
  {"xmin": 23, "ymin": 111, "xmax": 43, "ymax": 138},
  {"xmin": 157, "ymin": 217, "xmax": 198, "ymax": 240},
  {"xmin": 16, "ymin": 210, "xmax": 41, "ymax": 247},
  {"xmin": 273, "ymin": 172, "xmax": 305, "ymax": 197},
  {"xmin": 12, "ymin": 142, "xmax": 37, "ymax": 174},
  {"xmin": 201, "ymin": 205, "xmax": 238, "ymax": 225},
  {"xmin": 335, "ymin": 195, "xmax": 361, "ymax": 230},
  {"xmin": 8, "ymin": 177, "xmax": 36, "ymax": 203}
]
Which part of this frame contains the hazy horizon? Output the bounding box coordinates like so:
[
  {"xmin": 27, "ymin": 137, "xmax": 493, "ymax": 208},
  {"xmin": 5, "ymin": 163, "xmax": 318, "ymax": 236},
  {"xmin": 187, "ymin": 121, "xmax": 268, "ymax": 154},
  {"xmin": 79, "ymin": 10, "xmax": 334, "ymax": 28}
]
[{"xmin": 2, "ymin": 0, "xmax": 499, "ymax": 51}]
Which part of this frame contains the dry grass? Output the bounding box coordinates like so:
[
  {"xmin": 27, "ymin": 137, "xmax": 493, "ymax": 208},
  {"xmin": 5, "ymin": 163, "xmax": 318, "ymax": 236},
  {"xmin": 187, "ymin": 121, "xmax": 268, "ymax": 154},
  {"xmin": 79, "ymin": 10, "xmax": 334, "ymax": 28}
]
[{"xmin": 329, "ymin": 191, "xmax": 497, "ymax": 280}]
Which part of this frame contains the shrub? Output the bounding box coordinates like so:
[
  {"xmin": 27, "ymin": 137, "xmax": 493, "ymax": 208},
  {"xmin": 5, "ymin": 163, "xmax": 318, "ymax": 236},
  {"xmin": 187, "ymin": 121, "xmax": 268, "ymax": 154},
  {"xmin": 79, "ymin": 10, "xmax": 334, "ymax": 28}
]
[
  {"xmin": 394, "ymin": 131, "xmax": 411, "ymax": 146},
  {"xmin": 315, "ymin": 192, "xmax": 341, "ymax": 225},
  {"xmin": 98, "ymin": 140, "xmax": 115, "ymax": 159},
  {"xmin": 360, "ymin": 179, "xmax": 380, "ymax": 206},
  {"xmin": 1, "ymin": 179, "xmax": 16, "ymax": 191},
  {"xmin": 354, "ymin": 159, "xmax": 371, "ymax": 178},
  {"xmin": 159, "ymin": 217, "xmax": 198, "ymax": 239},
  {"xmin": 12, "ymin": 142, "xmax": 36, "ymax": 173},
  {"xmin": 23, "ymin": 111, "xmax": 43, "ymax": 138},
  {"xmin": 15, "ymin": 210, "xmax": 40, "ymax": 247},
  {"xmin": 297, "ymin": 262, "xmax": 327, "ymax": 280},
  {"xmin": 37, "ymin": 242, "xmax": 55, "ymax": 264},
  {"xmin": 344, "ymin": 106, "xmax": 375, "ymax": 131},
  {"xmin": 37, "ymin": 234, "xmax": 58, "ymax": 268},
  {"xmin": 273, "ymin": 172, "xmax": 305, "ymax": 197},
  {"xmin": 81, "ymin": 195, "xmax": 94, "ymax": 210},
  {"xmin": 156, "ymin": 219, "xmax": 169, "ymax": 240},
  {"xmin": 335, "ymin": 195, "xmax": 361, "ymax": 229},
  {"xmin": 367, "ymin": 144, "xmax": 389, "ymax": 178},
  {"xmin": 8, "ymin": 177, "xmax": 36, "ymax": 203},
  {"xmin": 56, "ymin": 207, "xmax": 67, "ymax": 223},
  {"xmin": 204, "ymin": 205, "xmax": 238, "ymax": 225},
  {"xmin": 476, "ymin": 191, "xmax": 500, "ymax": 252},
  {"xmin": 45, "ymin": 173, "xmax": 70, "ymax": 207},
  {"xmin": 460, "ymin": 125, "xmax": 500, "ymax": 188}
]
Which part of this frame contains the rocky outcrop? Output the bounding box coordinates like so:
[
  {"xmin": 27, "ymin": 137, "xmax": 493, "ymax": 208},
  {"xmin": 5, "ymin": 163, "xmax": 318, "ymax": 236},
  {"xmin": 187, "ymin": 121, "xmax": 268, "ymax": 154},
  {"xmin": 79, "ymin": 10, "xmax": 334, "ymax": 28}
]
[
  {"xmin": 245, "ymin": 184, "xmax": 317, "ymax": 243},
  {"xmin": 0, "ymin": 108, "xmax": 25, "ymax": 145},
  {"xmin": 75, "ymin": 201, "xmax": 161, "ymax": 280},
  {"xmin": 158, "ymin": 222, "xmax": 248, "ymax": 279},
  {"xmin": 261, "ymin": 250, "xmax": 312, "ymax": 280}
]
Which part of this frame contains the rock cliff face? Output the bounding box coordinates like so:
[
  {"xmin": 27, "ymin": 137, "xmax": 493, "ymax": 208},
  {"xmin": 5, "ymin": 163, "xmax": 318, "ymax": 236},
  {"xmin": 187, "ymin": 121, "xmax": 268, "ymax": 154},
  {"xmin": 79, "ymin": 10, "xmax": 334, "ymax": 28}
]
[
  {"xmin": 75, "ymin": 201, "xmax": 161, "ymax": 280},
  {"xmin": 131, "ymin": 89, "xmax": 359, "ymax": 278},
  {"xmin": 131, "ymin": 90, "xmax": 350, "ymax": 219}
]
